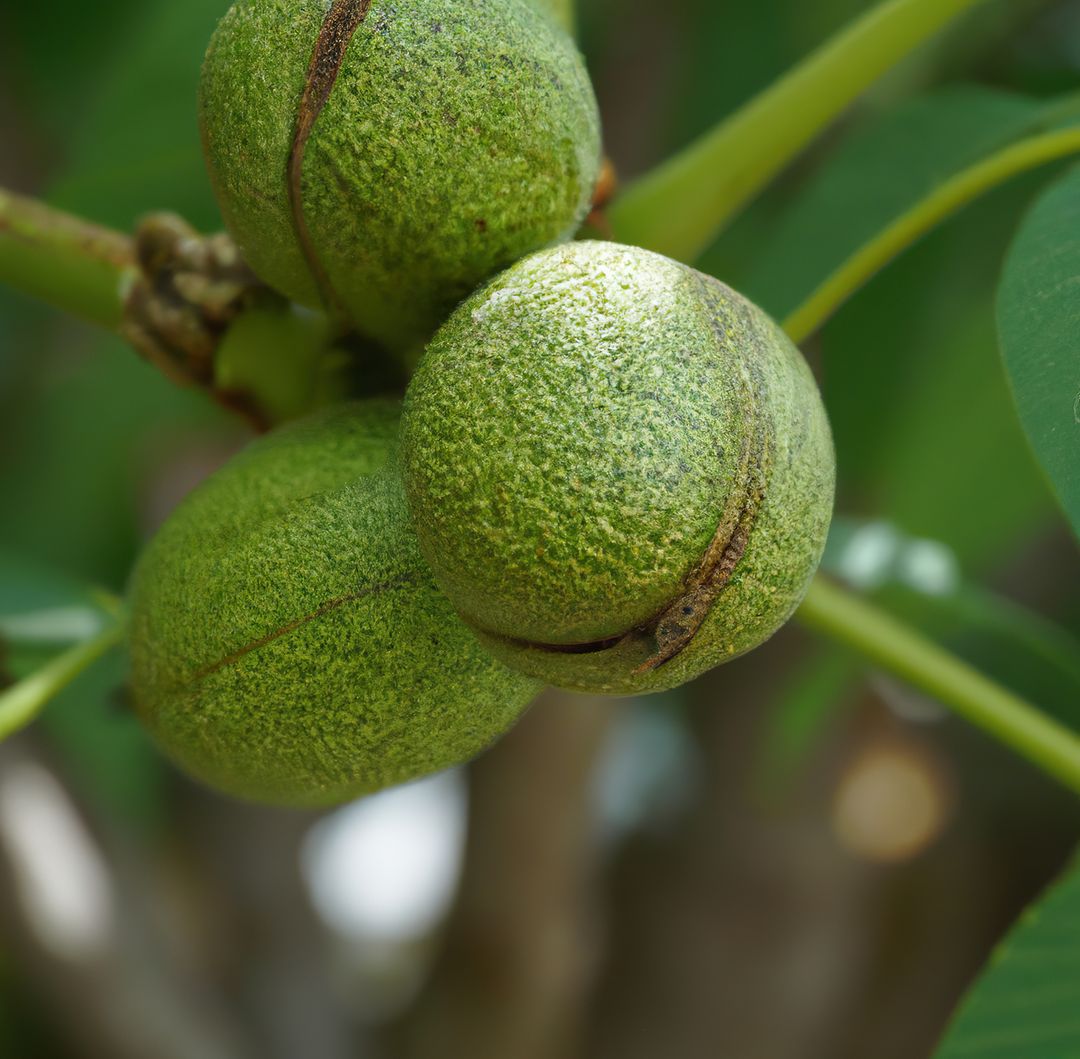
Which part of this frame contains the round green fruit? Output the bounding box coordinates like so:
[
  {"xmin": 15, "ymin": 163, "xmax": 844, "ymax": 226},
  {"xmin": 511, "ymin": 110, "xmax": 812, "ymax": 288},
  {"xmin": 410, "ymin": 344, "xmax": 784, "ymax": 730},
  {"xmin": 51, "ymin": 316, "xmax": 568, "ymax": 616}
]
[
  {"xmin": 400, "ymin": 241, "xmax": 836, "ymax": 695},
  {"xmin": 127, "ymin": 401, "xmax": 542, "ymax": 806},
  {"xmin": 199, "ymin": 0, "xmax": 601, "ymax": 355}
]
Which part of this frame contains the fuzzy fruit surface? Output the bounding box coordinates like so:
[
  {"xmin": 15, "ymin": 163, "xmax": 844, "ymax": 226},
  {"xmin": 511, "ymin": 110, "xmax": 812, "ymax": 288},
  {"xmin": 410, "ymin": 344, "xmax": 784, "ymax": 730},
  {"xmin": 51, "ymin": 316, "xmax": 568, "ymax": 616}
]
[
  {"xmin": 529, "ymin": 0, "xmax": 574, "ymax": 32},
  {"xmin": 199, "ymin": 0, "xmax": 600, "ymax": 355},
  {"xmin": 127, "ymin": 401, "xmax": 542, "ymax": 806},
  {"xmin": 401, "ymin": 242, "xmax": 836, "ymax": 695}
]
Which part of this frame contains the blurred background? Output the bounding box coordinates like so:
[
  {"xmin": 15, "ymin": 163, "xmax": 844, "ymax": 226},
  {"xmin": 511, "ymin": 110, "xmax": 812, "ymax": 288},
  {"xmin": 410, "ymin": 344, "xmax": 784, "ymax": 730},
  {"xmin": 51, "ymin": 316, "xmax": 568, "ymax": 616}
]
[{"xmin": 1, "ymin": 0, "xmax": 1080, "ymax": 1055}]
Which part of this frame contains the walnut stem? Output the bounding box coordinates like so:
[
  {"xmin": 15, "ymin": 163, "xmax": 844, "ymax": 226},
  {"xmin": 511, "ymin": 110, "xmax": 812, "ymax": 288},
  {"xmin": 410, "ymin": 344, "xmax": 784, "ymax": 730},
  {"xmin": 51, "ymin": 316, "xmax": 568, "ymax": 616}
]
[{"xmin": 0, "ymin": 187, "xmax": 135, "ymax": 329}]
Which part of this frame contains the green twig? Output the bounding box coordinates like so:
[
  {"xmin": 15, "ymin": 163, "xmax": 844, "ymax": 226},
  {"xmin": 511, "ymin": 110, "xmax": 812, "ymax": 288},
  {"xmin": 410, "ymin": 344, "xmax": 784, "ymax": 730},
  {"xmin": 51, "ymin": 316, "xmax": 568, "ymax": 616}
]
[
  {"xmin": 0, "ymin": 621, "xmax": 125, "ymax": 743},
  {"xmin": 0, "ymin": 187, "xmax": 349, "ymax": 427},
  {"xmin": 797, "ymin": 577, "xmax": 1080, "ymax": 798},
  {"xmin": 784, "ymin": 127, "xmax": 1080, "ymax": 343},
  {"xmin": 609, "ymin": 0, "xmax": 989, "ymax": 262},
  {"xmin": 0, "ymin": 188, "xmax": 134, "ymax": 329}
]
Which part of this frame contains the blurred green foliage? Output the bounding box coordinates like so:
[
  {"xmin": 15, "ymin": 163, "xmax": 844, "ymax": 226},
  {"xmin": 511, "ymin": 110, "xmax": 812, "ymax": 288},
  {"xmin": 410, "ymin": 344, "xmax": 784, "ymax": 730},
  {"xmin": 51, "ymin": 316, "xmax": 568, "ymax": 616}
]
[
  {"xmin": 998, "ymin": 163, "xmax": 1080, "ymax": 536},
  {"xmin": 0, "ymin": 0, "xmax": 234, "ymax": 866}
]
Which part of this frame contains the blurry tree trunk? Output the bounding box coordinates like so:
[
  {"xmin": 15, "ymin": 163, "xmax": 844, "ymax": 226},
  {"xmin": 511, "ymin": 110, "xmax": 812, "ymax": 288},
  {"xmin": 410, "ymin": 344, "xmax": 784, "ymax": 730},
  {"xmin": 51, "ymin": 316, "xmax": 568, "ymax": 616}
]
[
  {"xmin": 580, "ymin": 635, "xmax": 874, "ymax": 1059},
  {"xmin": 392, "ymin": 691, "xmax": 616, "ymax": 1059},
  {"xmin": 578, "ymin": 626, "xmax": 1080, "ymax": 1059},
  {"xmin": 177, "ymin": 792, "xmax": 358, "ymax": 1059}
]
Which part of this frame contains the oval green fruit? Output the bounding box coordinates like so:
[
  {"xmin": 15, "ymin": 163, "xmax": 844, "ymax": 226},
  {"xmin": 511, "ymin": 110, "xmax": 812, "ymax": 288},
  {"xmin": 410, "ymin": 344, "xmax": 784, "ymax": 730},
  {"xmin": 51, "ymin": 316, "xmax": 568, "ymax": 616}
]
[
  {"xmin": 199, "ymin": 0, "xmax": 601, "ymax": 355},
  {"xmin": 401, "ymin": 242, "xmax": 836, "ymax": 695},
  {"xmin": 127, "ymin": 401, "xmax": 542, "ymax": 806}
]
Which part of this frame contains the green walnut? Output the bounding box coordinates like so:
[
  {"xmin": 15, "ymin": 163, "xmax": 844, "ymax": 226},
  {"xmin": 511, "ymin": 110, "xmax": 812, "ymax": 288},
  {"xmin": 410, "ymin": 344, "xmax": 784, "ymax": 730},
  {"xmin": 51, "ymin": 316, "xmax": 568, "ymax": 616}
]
[
  {"xmin": 401, "ymin": 241, "xmax": 836, "ymax": 695},
  {"xmin": 199, "ymin": 0, "xmax": 601, "ymax": 355},
  {"xmin": 529, "ymin": 0, "xmax": 574, "ymax": 32},
  {"xmin": 127, "ymin": 401, "xmax": 542, "ymax": 806}
]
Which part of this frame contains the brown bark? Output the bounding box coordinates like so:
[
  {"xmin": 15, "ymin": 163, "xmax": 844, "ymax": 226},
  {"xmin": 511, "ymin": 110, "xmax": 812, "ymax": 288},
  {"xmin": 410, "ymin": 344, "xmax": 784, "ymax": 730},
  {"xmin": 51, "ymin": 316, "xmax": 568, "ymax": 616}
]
[{"xmin": 393, "ymin": 690, "xmax": 617, "ymax": 1059}]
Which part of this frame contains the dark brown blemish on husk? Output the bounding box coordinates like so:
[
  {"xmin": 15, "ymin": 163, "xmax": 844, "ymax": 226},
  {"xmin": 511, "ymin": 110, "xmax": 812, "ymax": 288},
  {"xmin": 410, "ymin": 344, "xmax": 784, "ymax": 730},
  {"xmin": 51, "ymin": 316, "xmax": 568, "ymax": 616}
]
[
  {"xmin": 287, "ymin": 0, "xmax": 373, "ymax": 317},
  {"xmin": 634, "ymin": 440, "xmax": 767, "ymax": 673},
  {"xmin": 192, "ymin": 572, "xmax": 418, "ymax": 681},
  {"xmin": 489, "ymin": 435, "xmax": 767, "ymax": 674},
  {"xmin": 634, "ymin": 285, "xmax": 773, "ymax": 672}
]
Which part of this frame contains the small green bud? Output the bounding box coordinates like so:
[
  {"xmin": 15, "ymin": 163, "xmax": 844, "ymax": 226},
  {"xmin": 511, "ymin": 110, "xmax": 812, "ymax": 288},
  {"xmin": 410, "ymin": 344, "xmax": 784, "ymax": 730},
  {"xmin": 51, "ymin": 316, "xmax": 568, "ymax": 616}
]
[
  {"xmin": 401, "ymin": 242, "xmax": 836, "ymax": 695},
  {"xmin": 199, "ymin": 0, "xmax": 601, "ymax": 355},
  {"xmin": 127, "ymin": 401, "xmax": 541, "ymax": 806}
]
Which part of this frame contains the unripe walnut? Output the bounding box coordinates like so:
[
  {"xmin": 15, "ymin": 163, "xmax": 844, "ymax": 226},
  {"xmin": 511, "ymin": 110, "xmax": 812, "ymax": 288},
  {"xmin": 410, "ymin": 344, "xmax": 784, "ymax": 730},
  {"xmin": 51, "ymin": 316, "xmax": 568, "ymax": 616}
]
[
  {"xmin": 199, "ymin": 0, "xmax": 601, "ymax": 354},
  {"xmin": 401, "ymin": 242, "xmax": 836, "ymax": 695},
  {"xmin": 127, "ymin": 401, "xmax": 541, "ymax": 806}
]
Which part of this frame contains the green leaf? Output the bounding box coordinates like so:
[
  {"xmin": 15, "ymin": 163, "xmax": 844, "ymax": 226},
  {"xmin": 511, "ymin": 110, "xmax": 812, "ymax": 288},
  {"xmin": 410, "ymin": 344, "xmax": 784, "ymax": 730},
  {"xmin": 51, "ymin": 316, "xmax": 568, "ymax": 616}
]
[
  {"xmin": 997, "ymin": 163, "xmax": 1080, "ymax": 537},
  {"xmin": 756, "ymin": 87, "xmax": 1065, "ymax": 569},
  {"xmin": 934, "ymin": 857, "xmax": 1080, "ymax": 1058},
  {"xmin": 743, "ymin": 85, "xmax": 1062, "ymax": 318},
  {"xmin": 782, "ymin": 125, "xmax": 1080, "ymax": 343},
  {"xmin": 824, "ymin": 250, "xmax": 1056, "ymax": 568},
  {"xmin": 733, "ymin": 92, "xmax": 1080, "ymax": 567}
]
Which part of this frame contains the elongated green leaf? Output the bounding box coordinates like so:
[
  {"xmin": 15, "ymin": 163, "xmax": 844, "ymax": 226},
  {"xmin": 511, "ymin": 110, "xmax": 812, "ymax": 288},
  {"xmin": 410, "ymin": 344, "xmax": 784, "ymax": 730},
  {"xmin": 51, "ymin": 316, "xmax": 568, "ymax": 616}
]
[
  {"xmin": 934, "ymin": 858, "xmax": 1080, "ymax": 1058},
  {"xmin": 783, "ymin": 126, "xmax": 1080, "ymax": 344},
  {"xmin": 997, "ymin": 164, "xmax": 1080, "ymax": 537}
]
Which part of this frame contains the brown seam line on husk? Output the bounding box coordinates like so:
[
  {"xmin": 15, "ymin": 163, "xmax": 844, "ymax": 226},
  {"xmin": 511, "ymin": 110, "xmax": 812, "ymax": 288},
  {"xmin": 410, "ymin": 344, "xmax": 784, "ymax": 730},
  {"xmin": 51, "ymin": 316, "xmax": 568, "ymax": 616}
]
[
  {"xmin": 482, "ymin": 280, "xmax": 772, "ymax": 672},
  {"xmin": 191, "ymin": 572, "xmax": 419, "ymax": 681},
  {"xmin": 287, "ymin": 0, "xmax": 373, "ymax": 318}
]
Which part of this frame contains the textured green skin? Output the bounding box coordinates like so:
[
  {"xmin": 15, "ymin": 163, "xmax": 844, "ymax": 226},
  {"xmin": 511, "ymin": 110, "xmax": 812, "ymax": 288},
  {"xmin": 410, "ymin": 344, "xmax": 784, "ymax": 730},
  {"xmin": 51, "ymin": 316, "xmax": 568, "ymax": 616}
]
[
  {"xmin": 401, "ymin": 242, "xmax": 835, "ymax": 695},
  {"xmin": 199, "ymin": 0, "xmax": 600, "ymax": 354},
  {"xmin": 127, "ymin": 401, "xmax": 541, "ymax": 806},
  {"xmin": 529, "ymin": 0, "xmax": 574, "ymax": 32}
]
